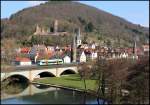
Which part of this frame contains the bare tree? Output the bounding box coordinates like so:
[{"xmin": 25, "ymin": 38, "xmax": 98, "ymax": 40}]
[
  {"xmin": 1, "ymin": 38, "xmax": 21, "ymax": 65},
  {"xmin": 125, "ymin": 56, "xmax": 149, "ymax": 104},
  {"xmin": 105, "ymin": 59, "xmax": 132, "ymax": 104},
  {"xmin": 78, "ymin": 63, "xmax": 92, "ymax": 104}
]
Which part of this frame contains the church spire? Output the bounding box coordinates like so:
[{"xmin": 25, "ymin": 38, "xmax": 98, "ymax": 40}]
[
  {"xmin": 72, "ymin": 30, "xmax": 77, "ymax": 62},
  {"xmin": 76, "ymin": 28, "xmax": 82, "ymax": 47}
]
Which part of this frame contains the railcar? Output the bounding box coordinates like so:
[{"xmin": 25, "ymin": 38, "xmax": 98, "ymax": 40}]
[{"xmin": 37, "ymin": 59, "xmax": 63, "ymax": 65}]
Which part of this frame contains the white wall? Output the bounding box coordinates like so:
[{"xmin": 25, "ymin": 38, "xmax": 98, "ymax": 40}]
[
  {"xmin": 63, "ymin": 56, "xmax": 71, "ymax": 63},
  {"xmin": 91, "ymin": 52, "xmax": 97, "ymax": 60},
  {"xmin": 20, "ymin": 61, "xmax": 32, "ymax": 66},
  {"xmin": 80, "ymin": 51, "xmax": 86, "ymax": 62}
]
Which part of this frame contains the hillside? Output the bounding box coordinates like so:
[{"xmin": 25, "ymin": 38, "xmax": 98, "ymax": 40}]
[{"xmin": 1, "ymin": 1, "xmax": 149, "ymax": 47}]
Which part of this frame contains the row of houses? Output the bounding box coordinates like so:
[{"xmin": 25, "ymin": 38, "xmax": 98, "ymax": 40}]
[{"xmin": 10, "ymin": 43, "xmax": 149, "ymax": 66}]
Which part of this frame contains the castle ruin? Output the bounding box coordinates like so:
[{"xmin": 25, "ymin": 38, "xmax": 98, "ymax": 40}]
[{"xmin": 33, "ymin": 20, "xmax": 68, "ymax": 36}]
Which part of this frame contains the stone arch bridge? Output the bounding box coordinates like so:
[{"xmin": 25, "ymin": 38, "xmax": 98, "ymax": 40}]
[{"xmin": 1, "ymin": 65, "xmax": 78, "ymax": 82}]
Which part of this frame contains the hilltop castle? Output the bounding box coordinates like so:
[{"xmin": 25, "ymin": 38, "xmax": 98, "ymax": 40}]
[{"xmin": 33, "ymin": 20, "xmax": 68, "ymax": 36}]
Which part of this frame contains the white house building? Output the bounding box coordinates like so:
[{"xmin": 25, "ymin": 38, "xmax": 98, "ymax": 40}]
[
  {"xmin": 47, "ymin": 46, "xmax": 55, "ymax": 52},
  {"xmin": 91, "ymin": 43, "xmax": 96, "ymax": 50},
  {"xmin": 15, "ymin": 57, "xmax": 32, "ymax": 66},
  {"xmin": 120, "ymin": 52, "xmax": 128, "ymax": 58},
  {"xmin": 112, "ymin": 53, "xmax": 116, "ymax": 59},
  {"xmin": 91, "ymin": 51, "xmax": 98, "ymax": 60},
  {"xmin": 80, "ymin": 44, "xmax": 88, "ymax": 49},
  {"xmin": 63, "ymin": 55, "xmax": 71, "ymax": 63},
  {"xmin": 80, "ymin": 51, "xmax": 86, "ymax": 62}
]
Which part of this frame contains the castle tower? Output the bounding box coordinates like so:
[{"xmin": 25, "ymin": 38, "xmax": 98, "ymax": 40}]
[
  {"xmin": 34, "ymin": 24, "xmax": 41, "ymax": 35},
  {"xmin": 54, "ymin": 20, "xmax": 58, "ymax": 33},
  {"xmin": 41, "ymin": 27, "xmax": 47, "ymax": 35}
]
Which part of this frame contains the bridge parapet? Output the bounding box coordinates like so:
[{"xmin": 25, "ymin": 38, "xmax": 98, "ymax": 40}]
[{"xmin": 1, "ymin": 65, "xmax": 78, "ymax": 82}]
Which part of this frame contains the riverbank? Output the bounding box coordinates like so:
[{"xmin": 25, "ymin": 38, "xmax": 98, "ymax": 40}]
[{"xmin": 33, "ymin": 74, "xmax": 97, "ymax": 94}]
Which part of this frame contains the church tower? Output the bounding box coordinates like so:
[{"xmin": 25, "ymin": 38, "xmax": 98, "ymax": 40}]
[
  {"xmin": 72, "ymin": 31, "xmax": 77, "ymax": 62},
  {"xmin": 76, "ymin": 28, "xmax": 82, "ymax": 47}
]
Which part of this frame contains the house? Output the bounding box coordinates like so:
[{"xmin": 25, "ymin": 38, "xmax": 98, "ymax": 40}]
[
  {"xmin": 91, "ymin": 51, "xmax": 98, "ymax": 60},
  {"xmin": 21, "ymin": 47, "xmax": 30, "ymax": 54},
  {"xmin": 29, "ymin": 44, "xmax": 48, "ymax": 61},
  {"xmin": 90, "ymin": 42, "xmax": 96, "ymax": 50},
  {"xmin": 63, "ymin": 55, "xmax": 71, "ymax": 63},
  {"xmin": 55, "ymin": 45, "xmax": 60, "ymax": 51},
  {"xmin": 112, "ymin": 53, "xmax": 116, "ymax": 59},
  {"xmin": 80, "ymin": 44, "xmax": 89, "ymax": 49},
  {"xmin": 136, "ymin": 48, "xmax": 144, "ymax": 56},
  {"xmin": 120, "ymin": 52, "xmax": 128, "ymax": 58},
  {"xmin": 142, "ymin": 44, "xmax": 149, "ymax": 56},
  {"xmin": 1, "ymin": 49, "xmax": 6, "ymax": 59},
  {"xmin": 47, "ymin": 46, "xmax": 55, "ymax": 52},
  {"xmin": 126, "ymin": 48, "xmax": 134, "ymax": 56},
  {"xmin": 15, "ymin": 57, "xmax": 32, "ymax": 66},
  {"xmin": 15, "ymin": 48, "xmax": 21, "ymax": 53},
  {"xmin": 142, "ymin": 44, "xmax": 149, "ymax": 52},
  {"xmin": 131, "ymin": 55, "xmax": 138, "ymax": 59},
  {"xmin": 80, "ymin": 51, "xmax": 86, "ymax": 62}
]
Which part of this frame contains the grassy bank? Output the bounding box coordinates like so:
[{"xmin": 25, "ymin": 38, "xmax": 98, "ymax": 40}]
[{"xmin": 33, "ymin": 74, "xmax": 97, "ymax": 91}]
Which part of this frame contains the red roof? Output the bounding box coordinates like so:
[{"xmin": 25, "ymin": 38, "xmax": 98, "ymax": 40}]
[
  {"xmin": 15, "ymin": 57, "xmax": 31, "ymax": 62},
  {"xmin": 21, "ymin": 48, "xmax": 30, "ymax": 53}
]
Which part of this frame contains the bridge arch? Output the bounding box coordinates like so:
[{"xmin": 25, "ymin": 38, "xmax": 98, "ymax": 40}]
[
  {"xmin": 2, "ymin": 74, "xmax": 29, "ymax": 95},
  {"xmin": 2, "ymin": 74, "xmax": 30, "ymax": 83},
  {"xmin": 32, "ymin": 70, "xmax": 56, "ymax": 80},
  {"xmin": 59, "ymin": 69, "xmax": 77, "ymax": 76}
]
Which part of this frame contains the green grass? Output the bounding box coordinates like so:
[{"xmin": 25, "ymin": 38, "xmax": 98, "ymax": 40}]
[{"xmin": 33, "ymin": 74, "xmax": 97, "ymax": 91}]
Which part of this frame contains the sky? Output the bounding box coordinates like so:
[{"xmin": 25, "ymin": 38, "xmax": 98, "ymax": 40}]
[{"xmin": 1, "ymin": 1, "xmax": 149, "ymax": 27}]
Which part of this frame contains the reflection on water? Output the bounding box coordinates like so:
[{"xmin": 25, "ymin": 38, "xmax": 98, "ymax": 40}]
[
  {"xmin": 1, "ymin": 83, "xmax": 107, "ymax": 104},
  {"xmin": 1, "ymin": 74, "xmax": 29, "ymax": 95},
  {"xmin": 3, "ymin": 83, "xmax": 28, "ymax": 95},
  {"xmin": 34, "ymin": 84, "xmax": 50, "ymax": 89}
]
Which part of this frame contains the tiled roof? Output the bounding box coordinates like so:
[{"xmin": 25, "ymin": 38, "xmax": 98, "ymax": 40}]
[
  {"xmin": 21, "ymin": 47, "xmax": 30, "ymax": 53},
  {"xmin": 15, "ymin": 57, "xmax": 31, "ymax": 62}
]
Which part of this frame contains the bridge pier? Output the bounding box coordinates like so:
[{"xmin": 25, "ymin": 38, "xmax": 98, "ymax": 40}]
[
  {"xmin": 29, "ymin": 84, "xmax": 33, "ymax": 96},
  {"xmin": 56, "ymin": 68, "xmax": 59, "ymax": 77},
  {"xmin": 29, "ymin": 70, "xmax": 33, "ymax": 82}
]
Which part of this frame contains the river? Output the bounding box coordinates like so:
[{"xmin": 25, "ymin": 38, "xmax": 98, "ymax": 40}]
[{"xmin": 1, "ymin": 83, "xmax": 107, "ymax": 104}]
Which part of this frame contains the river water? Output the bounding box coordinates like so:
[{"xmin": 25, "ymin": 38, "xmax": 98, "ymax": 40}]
[{"xmin": 1, "ymin": 83, "xmax": 107, "ymax": 104}]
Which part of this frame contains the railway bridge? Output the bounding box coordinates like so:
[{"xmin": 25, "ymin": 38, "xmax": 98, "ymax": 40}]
[{"xmin": 1, "ymin": 64, "xmax": 78, "ymax": 82}]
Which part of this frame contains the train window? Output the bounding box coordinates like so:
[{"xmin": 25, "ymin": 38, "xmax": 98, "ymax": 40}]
[{"xmin": 48, "ymin": 61, "xmax": 56, "ymax": 63}]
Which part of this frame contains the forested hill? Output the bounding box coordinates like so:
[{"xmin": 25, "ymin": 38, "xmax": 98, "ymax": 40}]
[{"xmin": 1, "ymin": 1, "xmax": 149, "ymax": 47}]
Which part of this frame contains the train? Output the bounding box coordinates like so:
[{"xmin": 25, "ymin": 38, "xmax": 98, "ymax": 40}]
[{"xmin": 37, "ymin": 59, "xmax": 63, "ymax": 66}]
